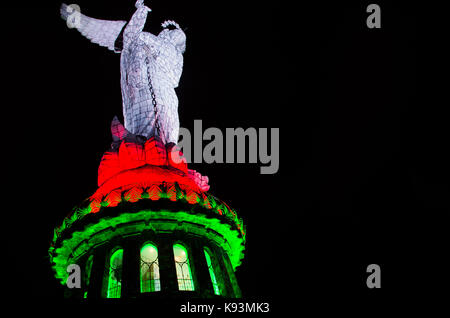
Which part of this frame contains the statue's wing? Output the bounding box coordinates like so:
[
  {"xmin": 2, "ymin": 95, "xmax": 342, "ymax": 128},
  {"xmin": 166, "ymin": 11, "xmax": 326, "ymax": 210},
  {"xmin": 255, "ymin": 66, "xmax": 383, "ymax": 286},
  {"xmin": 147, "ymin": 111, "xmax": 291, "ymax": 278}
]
[{"xmin": 60, "ymin": 3, "xmax": 127, "ymax": 52}]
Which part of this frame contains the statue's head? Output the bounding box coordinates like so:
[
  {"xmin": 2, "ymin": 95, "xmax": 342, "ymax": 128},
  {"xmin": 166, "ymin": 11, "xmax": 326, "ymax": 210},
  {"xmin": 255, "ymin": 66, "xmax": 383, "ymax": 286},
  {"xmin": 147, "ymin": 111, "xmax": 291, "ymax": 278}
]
[{"xmin": 158, "ymin": 20, "xmax": 186, "ymax": 53}]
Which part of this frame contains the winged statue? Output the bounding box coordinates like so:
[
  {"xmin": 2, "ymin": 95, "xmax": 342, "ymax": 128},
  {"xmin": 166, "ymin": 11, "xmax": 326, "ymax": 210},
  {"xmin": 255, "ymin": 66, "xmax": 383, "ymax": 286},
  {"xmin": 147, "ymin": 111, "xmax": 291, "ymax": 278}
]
[{"xmin": 61, "ymin": 0, "xmax": 186, "ymax": 145}]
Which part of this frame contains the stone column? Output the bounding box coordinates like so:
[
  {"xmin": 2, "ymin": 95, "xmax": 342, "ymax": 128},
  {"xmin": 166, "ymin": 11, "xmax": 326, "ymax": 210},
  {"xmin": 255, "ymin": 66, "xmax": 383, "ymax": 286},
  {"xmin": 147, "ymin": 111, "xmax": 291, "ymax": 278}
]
[
  {"xmin": 214, "ymin": 244, "xmax": 242, "ymax": 298},
  {"xmin": 189, "ymin": 239, "xmax": 215, "ymax": 297},
  {"xmin": 87, "ymin": 246, "xmax": 107, "ymax": 299},
  {"xmin": 158, "ymin": 236, "xmax": 178, "ymax": 293},
  {"xmin": 121, "ymin": 237, "xmax": 140, "ymax": 298}
]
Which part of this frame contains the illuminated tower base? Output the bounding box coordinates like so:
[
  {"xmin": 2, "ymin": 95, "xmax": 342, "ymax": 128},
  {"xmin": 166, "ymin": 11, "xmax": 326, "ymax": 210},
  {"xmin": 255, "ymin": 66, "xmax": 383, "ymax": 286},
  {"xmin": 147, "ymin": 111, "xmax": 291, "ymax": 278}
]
[{"xmin": 49, "ymin": 133, "xmax": 245, "ymax": 298}]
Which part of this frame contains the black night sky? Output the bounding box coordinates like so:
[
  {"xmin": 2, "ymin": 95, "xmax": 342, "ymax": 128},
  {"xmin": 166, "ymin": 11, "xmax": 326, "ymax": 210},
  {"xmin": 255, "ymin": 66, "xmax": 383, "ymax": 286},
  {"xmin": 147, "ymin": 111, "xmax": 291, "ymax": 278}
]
[{"xmin": 2, "ymin": 0, "xmax": 447, "ymax": 312}]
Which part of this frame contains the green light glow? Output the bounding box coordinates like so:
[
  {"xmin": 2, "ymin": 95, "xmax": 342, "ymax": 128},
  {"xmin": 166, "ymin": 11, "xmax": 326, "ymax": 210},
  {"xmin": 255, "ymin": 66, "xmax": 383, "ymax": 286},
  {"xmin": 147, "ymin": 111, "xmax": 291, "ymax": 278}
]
[
  {"xmin": 204, "ymin": 248, "xmax": 220, "ymax": 295},
  {"xmin": 173, "ymin": 244, "xmax": 194, "ymax": 291},
  {"xmin": 107, "ymin": 249, "xmax": 123, "ymax": 298},
  {"xmin": 52, "ymin": 209, "xmax": 245, "ymax": 285},
  {"xmin": 140, "ymin": 243, "xmax": 160, "ymax": 293}
]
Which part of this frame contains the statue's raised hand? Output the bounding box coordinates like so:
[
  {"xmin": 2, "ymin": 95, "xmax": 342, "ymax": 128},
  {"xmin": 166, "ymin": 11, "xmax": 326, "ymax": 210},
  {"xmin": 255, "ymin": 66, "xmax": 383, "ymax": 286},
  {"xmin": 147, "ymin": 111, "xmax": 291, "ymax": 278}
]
[{"xmin": 135, "ymin": 0, "xmax": 151, "ymax": 11}]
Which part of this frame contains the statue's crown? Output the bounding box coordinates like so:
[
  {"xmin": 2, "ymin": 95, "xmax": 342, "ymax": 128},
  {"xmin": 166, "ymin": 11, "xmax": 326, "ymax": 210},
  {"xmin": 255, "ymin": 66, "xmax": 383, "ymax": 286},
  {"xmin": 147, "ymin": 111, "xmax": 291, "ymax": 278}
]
[{"xmin": 161, "ymin": 20, "xmax": 180, "ymax": 30}]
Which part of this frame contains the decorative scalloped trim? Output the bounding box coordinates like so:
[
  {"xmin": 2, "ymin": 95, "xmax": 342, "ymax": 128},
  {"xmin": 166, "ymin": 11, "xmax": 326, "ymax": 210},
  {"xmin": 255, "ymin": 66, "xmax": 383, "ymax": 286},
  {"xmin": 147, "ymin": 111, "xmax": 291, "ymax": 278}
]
[{"xmin": 50, "ymin": 181, "xmax": 246, "ymax": 261}]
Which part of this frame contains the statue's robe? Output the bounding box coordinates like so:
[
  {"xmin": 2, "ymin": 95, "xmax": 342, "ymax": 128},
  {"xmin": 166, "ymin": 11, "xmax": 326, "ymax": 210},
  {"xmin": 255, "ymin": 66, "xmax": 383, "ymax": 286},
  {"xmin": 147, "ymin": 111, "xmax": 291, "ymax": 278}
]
[{"xmin": 120, "ymin": 7, "xmax": 185, "ymax": 144}]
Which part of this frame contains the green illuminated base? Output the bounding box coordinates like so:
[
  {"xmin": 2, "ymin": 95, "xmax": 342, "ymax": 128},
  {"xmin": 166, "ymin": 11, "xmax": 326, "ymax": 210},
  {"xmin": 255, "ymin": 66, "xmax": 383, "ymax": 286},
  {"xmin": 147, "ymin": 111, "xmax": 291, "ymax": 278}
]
[{"xmin": 52, "ymin": 201, "xmax": 245, "ymax": 285}]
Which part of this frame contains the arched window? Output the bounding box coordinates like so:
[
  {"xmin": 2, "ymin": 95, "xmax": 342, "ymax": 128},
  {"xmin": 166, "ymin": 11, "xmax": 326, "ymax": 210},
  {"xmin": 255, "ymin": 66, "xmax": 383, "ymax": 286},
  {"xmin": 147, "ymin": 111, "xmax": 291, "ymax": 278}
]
[
  {"xmin": 173, "ymin": 244, "xmax": 194, "ymax": 291},
  {"xmin": 140, "ymin": 243, "xmax": 161, "ymax": 292},
  {"xmin": 84, "ymin": 255, "xmax": 94, "ymax": 298},
  {"xmin": 106, "ymin": 248, "xmax": 123, "ymax": 298},
  {"xmin": 204, "ymin": 248, "xmax": 220, "ymax": 295}
]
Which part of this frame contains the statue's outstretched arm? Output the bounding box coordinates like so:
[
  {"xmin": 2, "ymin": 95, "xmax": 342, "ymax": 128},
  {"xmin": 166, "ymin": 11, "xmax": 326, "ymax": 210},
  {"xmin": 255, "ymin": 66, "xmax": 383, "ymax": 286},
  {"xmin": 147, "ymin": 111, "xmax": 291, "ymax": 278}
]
[{"xmin": 123, "ymin": 1, "xmax": 152, "ymax": 47}]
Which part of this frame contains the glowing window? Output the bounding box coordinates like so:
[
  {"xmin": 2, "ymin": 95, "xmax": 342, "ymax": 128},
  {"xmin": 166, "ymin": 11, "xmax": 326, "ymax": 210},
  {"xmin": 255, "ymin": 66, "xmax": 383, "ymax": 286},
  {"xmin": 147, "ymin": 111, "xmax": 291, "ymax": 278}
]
[
  {"xmin": 140, "ymin": 243, "xmax": 161, "ymax": 292},
  {"xmin": 173, "ymin": 244, "xmax": 194, "ymax": 291},
  {"xmin": 204, "ymin": 248, "xmax": 220, "ymax": 295},
  {"xmin": 106, "ymin": 248, "xmax": 123, "ymax": 298}
]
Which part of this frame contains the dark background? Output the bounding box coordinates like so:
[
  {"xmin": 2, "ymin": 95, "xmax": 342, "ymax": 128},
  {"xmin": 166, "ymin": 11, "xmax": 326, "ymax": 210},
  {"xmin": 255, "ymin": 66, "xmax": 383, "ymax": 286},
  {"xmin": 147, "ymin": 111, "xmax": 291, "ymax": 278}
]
[{"xmin": 3, "ymin": 0, "xmax": 445, "ymax": 312}]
